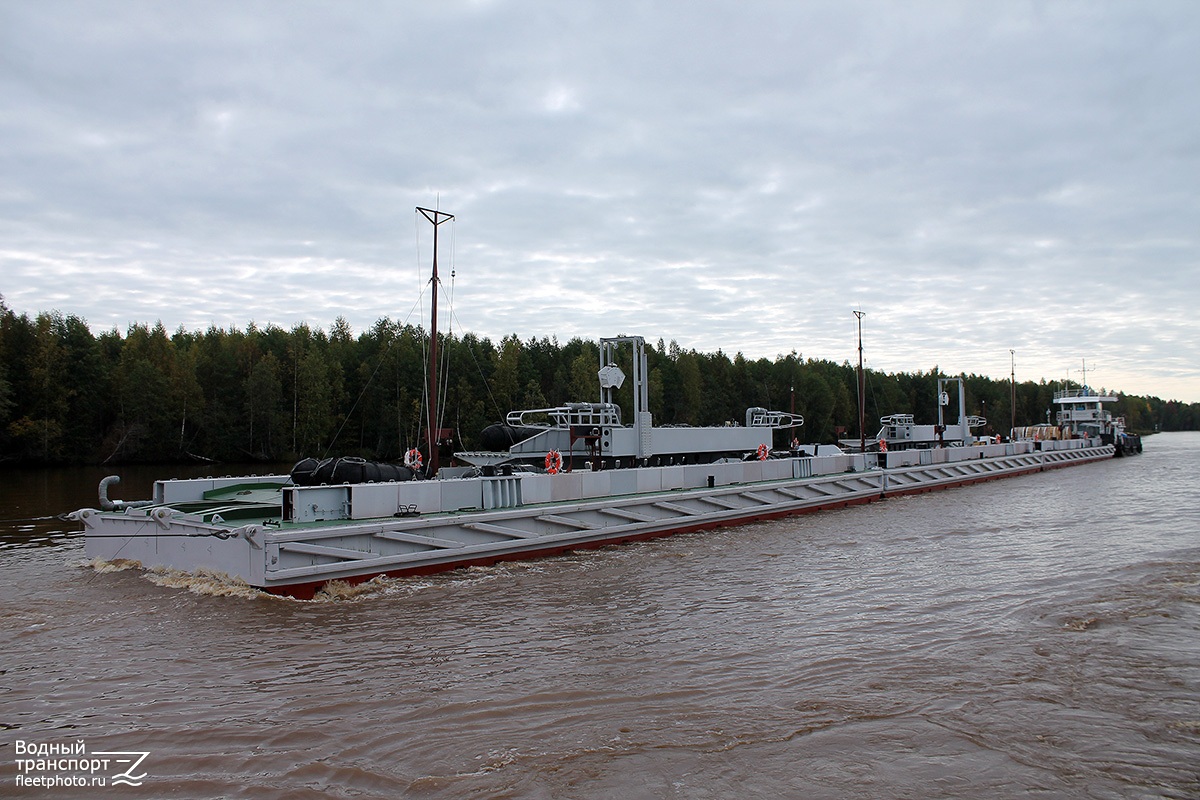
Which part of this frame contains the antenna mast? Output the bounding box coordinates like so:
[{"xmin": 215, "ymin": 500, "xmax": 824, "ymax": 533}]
[
  {"xmin": 854, "ymin": 310, "xmax": 866, "ymax": 453},
  {"xmin": 1010, "ymin": 349, "xmax": 1016, "ymax": 437},
  {"xmin": 417, "ymin": 206, "xmax": 454, "ymax": 475}
]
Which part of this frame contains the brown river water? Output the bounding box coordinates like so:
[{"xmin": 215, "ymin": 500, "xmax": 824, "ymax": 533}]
[{"xmin": 1, "ymin": 433, "xmax": 1198, "ymax": 798}]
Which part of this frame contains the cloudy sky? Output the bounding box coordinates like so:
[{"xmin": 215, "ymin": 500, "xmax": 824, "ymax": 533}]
[{"xmin": 2, "ymin": 1, "xmax": 1198, "ymax": 401}]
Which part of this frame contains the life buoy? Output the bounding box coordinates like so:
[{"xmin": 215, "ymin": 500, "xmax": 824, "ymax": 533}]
[
  {"xmin": 404, "ymin": 448, "xmax": 423, "ymax": 469},
  {"xmin": 756, "ymin": 443, "xmax": 770, "ymax": 461},
  {"xmin": 878, "ymin": 439, "xmax": 888, "ymax": 452},
  {"xmin": 545, "ymin": 449, "xmax": 563, "ymax": 474}
]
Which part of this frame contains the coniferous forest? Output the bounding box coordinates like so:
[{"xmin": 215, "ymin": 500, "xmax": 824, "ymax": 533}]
[{"xmin": 0, "ymin": 296, "xmax": 1193, "ymax": 466}]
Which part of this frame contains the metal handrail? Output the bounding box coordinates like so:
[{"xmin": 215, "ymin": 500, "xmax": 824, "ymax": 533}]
[
  {"xmin": 506, "ymin": 403, "xmax": 623, "ymax": 428},
  {"xmin": 747, "ymin": 409, "xmax": 804, "ymax": 428}
]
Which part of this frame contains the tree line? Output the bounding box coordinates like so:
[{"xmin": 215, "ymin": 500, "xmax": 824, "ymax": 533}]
[{"xmin": 0, "ymin": 297, "xmax": 1192, "ymax": 465}]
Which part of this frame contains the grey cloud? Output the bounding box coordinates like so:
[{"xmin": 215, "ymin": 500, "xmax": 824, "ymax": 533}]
[{"xmin": 1, "ymin": 0, "xmax": 1197, "ymax": 400}]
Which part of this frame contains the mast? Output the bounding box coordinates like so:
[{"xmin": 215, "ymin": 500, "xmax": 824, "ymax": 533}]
[
  {"xmin": 417, "ymin": 206, "xmax": 454, "ymax": 475},
  {"xmin": 1010, "ymin": 349, "xmax": 1016, "ymax": 437},
  {"xmin": 854, "ymin": 310, "xmax": 866, "ymax": 453}
]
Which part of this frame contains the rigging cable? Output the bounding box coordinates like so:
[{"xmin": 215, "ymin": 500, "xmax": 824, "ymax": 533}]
[
  {"xmin": 436, "ymin": 219, "xmax": 456, "ymax": 443},
  {"xmin": 864, "ymin": 359, "xmax": 881, "ymax": 436},
  {"xmin": 414, "ymin": 208, "xmax": 432, "ymax": 456},
  {"xmin": 318, "ymin": 278, "xmax": 428, "ymax": 459},
  {"xmin": 448, "ymin": 304, "xmax": 508, "ymax": 425}
]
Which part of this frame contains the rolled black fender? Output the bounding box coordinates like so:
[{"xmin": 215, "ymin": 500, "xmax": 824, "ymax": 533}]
[{"xmin": 290, "ymin": 457, "xmax": 415, "ymax": 485}]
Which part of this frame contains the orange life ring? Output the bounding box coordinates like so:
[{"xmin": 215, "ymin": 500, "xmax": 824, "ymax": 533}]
[
  {"xmin": 545, "ymin": 449, "xmax": 563, "ymax": 474},
  {"xmin": 878, "ymin": 439, "xmax": 888, "ymax": 452},
  {"xmin": 756, "ymin": 443, "xmax": 770, "ymax": 461},
  {"xmin": 404, "ymin": 448, "xmax": 423, "ymax": 469}
]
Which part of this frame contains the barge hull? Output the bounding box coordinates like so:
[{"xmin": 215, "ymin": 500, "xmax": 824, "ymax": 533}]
[{"xmin": 79, "ymin": 443, "xmax": 1115, "ymax": 599}]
